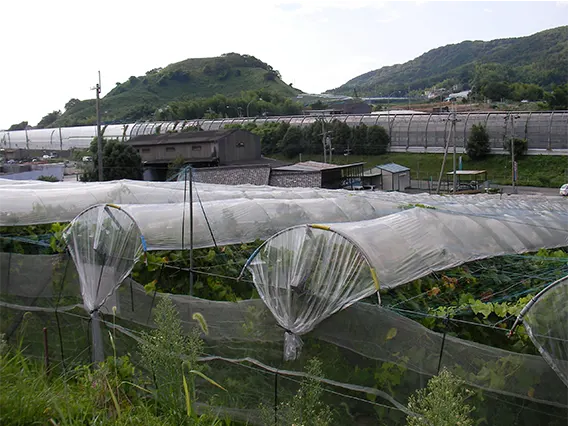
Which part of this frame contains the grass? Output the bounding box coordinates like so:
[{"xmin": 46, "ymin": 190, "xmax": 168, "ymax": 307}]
[{"xmin": 278, "ymin": 152, "xmax": 568, "ymax": 188}]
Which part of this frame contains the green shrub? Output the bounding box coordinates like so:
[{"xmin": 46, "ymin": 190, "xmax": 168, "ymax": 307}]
[
  {"xmin": 466, "ymin": 124, "xmax": 491, "ymax": 160},
  {"xmin": 406, "ymin": 368, "xmax": 474, "ymax": 426},
  {"xmin": 261, "ymin": 358, "xmax": 334, "ymax": 426},
  {"xmin": 503, "ymin": 137, "xmax": 528, "ymax": 157},
  {"xmin": 37, "ymin": 175, "xmax": 59, "ymax": 182}
]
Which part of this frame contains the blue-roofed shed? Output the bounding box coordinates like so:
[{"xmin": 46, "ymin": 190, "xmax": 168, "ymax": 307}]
[{"xmin": 376, "ymin": 163, "xmax": 411, "ymax": 191}]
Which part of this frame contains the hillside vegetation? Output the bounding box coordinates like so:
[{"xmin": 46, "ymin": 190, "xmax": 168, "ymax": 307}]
[
  {"xmin": 329, "ymin": 26, "xmax": 568, "ymax": 98},
  {"xmin": 49, "ymin": 53, "xmax": 301, "ymax": 128}
]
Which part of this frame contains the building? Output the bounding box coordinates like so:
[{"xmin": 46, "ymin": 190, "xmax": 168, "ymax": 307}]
[
  {"xmin": 127, "ymin": 129, "xmax": 261, "ymax": 167},
  {"xmin": 271, "ymin": 161, "xmax": 365, "ymax": 189},
  {"xmin": 127, "ymin": 129, "xmax": 263, "ymax": 181},
  {"xmin": 375, "ymin": 163, "xmax": 410, "ymax": 191},
  {"xmin": 362, "ymin": 167, "xmax": 383, "ymax": 190}
]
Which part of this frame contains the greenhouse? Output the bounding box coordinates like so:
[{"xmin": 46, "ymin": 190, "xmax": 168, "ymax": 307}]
[
  {"xmin": 1, "ymin": 177, "xmax": 568, "ymax": 425},
  {"xmin": 1, "ymin": 111, "xmax": 567, "ymax": 152}
]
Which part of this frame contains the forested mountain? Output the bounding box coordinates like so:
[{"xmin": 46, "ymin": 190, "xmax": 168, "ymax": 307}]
[
  {"xmin": 47, "ymin": 53, "xmax": 301, "ymax": 128},
  {"xmin": 328, "ymin": 26, "xmax": 568, "ymax": 98}
]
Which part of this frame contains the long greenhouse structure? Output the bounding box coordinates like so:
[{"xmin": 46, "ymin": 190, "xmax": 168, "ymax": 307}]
[{"xmin": 1, "ymin": 111, "xmax": 567, "ymax": 153}]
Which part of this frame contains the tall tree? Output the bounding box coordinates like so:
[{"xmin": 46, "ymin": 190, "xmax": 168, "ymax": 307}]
[
  {"xmin": 82, "ymin": 138, "xmax": 143, "ymax": 182},
  {"xmin": 36, "ymin": 110, "xmax": 62, "ymax": 129}
]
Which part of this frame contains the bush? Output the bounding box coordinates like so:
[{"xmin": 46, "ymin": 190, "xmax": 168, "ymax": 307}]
[
  {"xmin": 503, "ymin": 137, "xmax": 528, "ymax": 157},
  {"xmin": 37, "ymin": 175, "xmax": 59, "ymax": 182},
  {"xmin": 406, "ymin": 368, "xmax": 474, "ymax": 426},
  {"xmin": 466, "ymin": 124, "xmax": 491, "ymax": 160}
]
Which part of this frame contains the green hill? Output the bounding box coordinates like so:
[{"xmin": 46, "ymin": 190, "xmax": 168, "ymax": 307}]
[
  {"xmin": 328, "ymin": 26, "xmax": 568, "ymax": 97},
  {"xmin": 51, "ymin": 53, "xmax": 301, "ymax": 127}
]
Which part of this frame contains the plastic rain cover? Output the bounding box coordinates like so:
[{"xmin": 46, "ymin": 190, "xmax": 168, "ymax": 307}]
[
  {"xmin": 243, "ymin": 225, "xmax": 379, "ymax": 360},
  {"xmin": 518, "ymin": 276, "xmax": 568, "ymax": 387},
  {"xmin": 63, "ymin": 204, "xmax": 145, "ymax": 362}
]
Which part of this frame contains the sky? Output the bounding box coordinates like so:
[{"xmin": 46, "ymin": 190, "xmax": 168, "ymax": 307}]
[{"xmin": 0, "ymin": 0, "xmax": 566, "ymax": 129}]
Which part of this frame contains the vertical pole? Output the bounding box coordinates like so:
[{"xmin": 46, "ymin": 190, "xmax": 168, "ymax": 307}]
[
  {"xmin": 511, "ymin": 115, "xmax": 516, "ymax": 194},
  {"xmin": 274, "ymin": 371, "xmax": 278, "ymax": 425},
  {"xmin": 43, "ymin": 327, "xmax": 50, "ymax": 374},
  {"xmin": 452, "ymin": 109, "xmax": 457, "ymax": 194},
  {"xmin": 58, "ymin": 127, "xmax": 63, "ymax": 152},
  {"xmin": 321, "ymin": 118, "xmax": 326, "ymax": 163},
  {"xmin": 96, "ymin": 71, "xmax": 104, "ymax": 182},
  {"xmin": 189, "ymin": 166, "xmax": 194, "ymax": 297},
  {"xmin": 25, "ymin": 127, "xmax": 29, "ymax": 151}
]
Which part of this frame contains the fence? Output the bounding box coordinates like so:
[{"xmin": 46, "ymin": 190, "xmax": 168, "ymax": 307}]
[{"xmin": 1, "ymin": 250, "xmax": 567, "ymax": 425}]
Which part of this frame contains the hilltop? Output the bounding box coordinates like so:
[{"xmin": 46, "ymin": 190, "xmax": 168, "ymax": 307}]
[
  {"xmin": 50, "ymin": 53, "xmax": 301, "ymax": 127},
  {"xmin": 328, "ymin": 26, "xmax": 568, "ymax": 97}
]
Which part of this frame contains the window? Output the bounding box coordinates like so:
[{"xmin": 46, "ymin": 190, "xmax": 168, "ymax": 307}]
[
  {"xmin": 141, "ymin": 148, "xmax": 150, "ymax": 153},
  {"xmin": 192, "ymin": 145, "xmax": 201, "ymax": 151},
  {"xmin": 236, "ymin": 142, "xmax": 245, "ymax": 148},
  {"xmin": 166, "ymin": 147, "xmax": 176, "ymax": 152}
]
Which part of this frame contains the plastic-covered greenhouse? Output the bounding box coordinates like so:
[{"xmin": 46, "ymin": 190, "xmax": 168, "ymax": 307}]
[
  {"xmin": 1, "ymin": 178, "xmax": 567, "ymax": 425},
  {"xmin": 1, "ymin": 111, "xmax": 567, "ymax": 152}
]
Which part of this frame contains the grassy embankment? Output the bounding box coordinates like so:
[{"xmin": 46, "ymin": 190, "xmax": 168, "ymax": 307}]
[{"xmin": 277, "ymin": 153, "xmax": 567, "ymax": 188}]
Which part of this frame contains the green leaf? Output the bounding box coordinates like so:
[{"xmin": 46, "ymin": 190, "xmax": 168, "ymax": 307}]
[
  {"xmin": 385, "ymin": 327, "xmax": 398, "ymax": 341},
  {"xmin": 188, "ymin": 369, "xmax": 227, "ymax": 391}
]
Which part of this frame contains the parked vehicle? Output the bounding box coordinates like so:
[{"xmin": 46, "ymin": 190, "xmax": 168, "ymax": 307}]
[{"xmin": 560, "ymin": 184, "xmax": 568, "ymax": 196}]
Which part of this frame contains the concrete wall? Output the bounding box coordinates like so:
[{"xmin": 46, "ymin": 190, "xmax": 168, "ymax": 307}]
[
  {"xmin": 0, "ymin": 164, "xmax": 65, "ymax": 181},
  {"xmin": 269, "ymin": 171, "xmax": 322, "ymax": 188}
]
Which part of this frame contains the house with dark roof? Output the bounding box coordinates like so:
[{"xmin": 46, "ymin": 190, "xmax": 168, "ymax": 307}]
[{"xmin": 127, "ymin": 129, "xmax": 261, "ymax": 167}]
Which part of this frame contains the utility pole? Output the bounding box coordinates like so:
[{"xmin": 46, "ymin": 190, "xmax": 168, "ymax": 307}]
[
  {"xmin": 321, "ymin": 117, "xmax": 327, "ymax": 163},
  {"xmin": 451, "ymin": 105, "xmax": 458, "ymax": 194},
  {"xmin": 510, "ymin": 114, "xmax": 520, "ymax": 194},
  {"xmin": 58, "ymin": 127, "xmax": 63, "ymax": 151},
  {"xmin": 93, "ymin": 71, "xmax": 103, "ymax": 181}
]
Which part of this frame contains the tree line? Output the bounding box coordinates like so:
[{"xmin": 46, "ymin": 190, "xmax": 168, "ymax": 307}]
[{"xmin": 226, "ymin": 120, "xmax": 390, "ymax": 158}]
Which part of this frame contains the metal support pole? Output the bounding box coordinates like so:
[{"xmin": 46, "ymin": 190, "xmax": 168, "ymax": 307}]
[
  {"xmin": 511, "ymin": 115, "xmax": 518, "ymax": 194},
  {"xmin": 452, "ymin": 110, "xmax": 457, "ymax": 194},
  {"xmin": 189, "ymin": 167, "xmax": 194, "ymax": 297},
  {"xmin": 95, "ymin": 71, "xmax": 103, "ymax": 181}
]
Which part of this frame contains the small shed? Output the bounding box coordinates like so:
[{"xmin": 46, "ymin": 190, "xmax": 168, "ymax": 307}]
[
  {"xmin": 362, "ymin": 167, "xmax": 383, "ymax": 190},
  {"xmin": 446, "ymin": 170, "xmax": 488, "ymax": 192},
  {"xmin": 272, "ymin": 161, "xmax": 365, "ymax": 189},
  {"xmin": 376, "ymin": 163, "xmax": 410, "ymax": 191}
]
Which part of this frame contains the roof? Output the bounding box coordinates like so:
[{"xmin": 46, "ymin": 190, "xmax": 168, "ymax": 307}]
[
  {"xmin": 446, "ymin": 170, "xmax": 487, "ymax": 176},
  {"xmin": 127, "ymin": 129, "xmax": 239, "ymax": 146},
  {"xmin": 376, "ymin": 163, "xmax": 410, "ymax": 174},
  {"xmin": 274, "ymin": 161, "xmax": 365, "ymax": 173},
  {"xmin": 363, "ymin": 166, "xmax": 383, "ymax": 177}
]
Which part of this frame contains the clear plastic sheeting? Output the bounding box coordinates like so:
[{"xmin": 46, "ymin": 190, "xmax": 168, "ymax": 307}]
[
  {"xmin": 62, "ymin": 204, "xmax": 145, "ymax": 362},
  {"xmin": 1, "ymin": 177, "xmax": 568, "ymax": 227},
  {"xmin": 518, "ymin": 276, "xmax": 568, "ymax": 387},
  {"xmin": 318, "ymin": 208, "xmax": 568, "ymax": 290},
  {"xmin": 244, "ymin": 225, "xmax": 378, "ymax": 360},
  {"xmin": 120, "ymin": 197, "xmax": 403, "ymax": 251}
]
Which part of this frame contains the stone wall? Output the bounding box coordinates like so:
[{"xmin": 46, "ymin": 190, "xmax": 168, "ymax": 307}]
[
  {"xmin": 269, "ymin": 170, "xmax": 321, "ymax": 188},
  {"xmin": 193, "ymin": 165, "xmax": 271, "ymax": 186}
]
